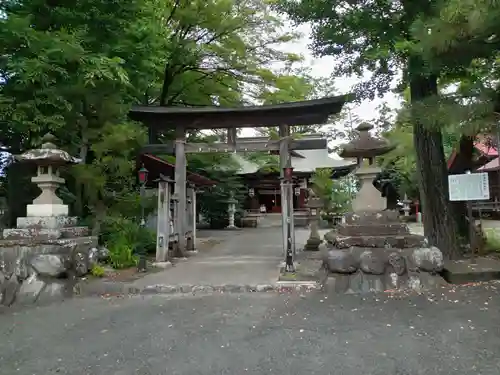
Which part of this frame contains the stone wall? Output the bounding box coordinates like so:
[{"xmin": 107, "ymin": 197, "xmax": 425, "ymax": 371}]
[
  {"xmin": 324, "ymin": 245, "xmax": 445, "ymax": 293},
  {"xmin": 323, "ymin": 211, "xmax": 446, "ymax": 293},
  {"xmin": 0, "ymin": 235, "xmax": 98, "ymax": 307}
]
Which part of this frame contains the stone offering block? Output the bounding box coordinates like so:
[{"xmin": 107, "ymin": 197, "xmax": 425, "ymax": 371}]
[{"xmin": 442, "ymin": 257, "xmax": 500, "ymax": 284}]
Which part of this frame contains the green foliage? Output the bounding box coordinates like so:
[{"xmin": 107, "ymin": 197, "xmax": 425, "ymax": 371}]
[
  {"xmin": 484, "ymin": 228, "xmax": 500, "ymax": 253},
  {"xmin": 90, "ymin": 264, "xmax": 106, "ymax": 278},
  {"xmin": 310, "ymin": 169, "xmax": 352, "ymax": 215},
  {"xmin": 108, "ymin": 239, "xmax": 138, "ymax": 270},
  {"xmin": 100, "ymin": 216, "xmax": 155, "ymax": 268},
  {"xmin": 0, "ymin": 0, "xmax": 316, "ymax": 236},
  {"xmin": 197, "ymin": 172, "xmax": 245, "ymax": 229}
]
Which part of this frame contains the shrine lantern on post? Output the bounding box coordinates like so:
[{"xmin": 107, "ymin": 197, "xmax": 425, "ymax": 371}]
[
  {"xmin": 284, "ymin": 166, "xmax": 293, "ymax": 181},
  {"xmin": 138, "ymin": 164, "xmax": 149, "ymax": 186}
]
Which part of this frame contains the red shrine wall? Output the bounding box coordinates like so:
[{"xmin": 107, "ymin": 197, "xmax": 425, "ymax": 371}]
[
  {"xmin": 298, "ymin": 189, "xmax": 306, "ymax": 209},
  {"xmin": 246, "ymin": 188, "xmax": 306, "ymax": 213}
]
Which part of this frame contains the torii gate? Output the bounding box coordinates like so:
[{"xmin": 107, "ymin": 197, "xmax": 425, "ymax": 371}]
[{"xmin": 129, "ymin": 96, "xmax": 350, "ymax": 271}]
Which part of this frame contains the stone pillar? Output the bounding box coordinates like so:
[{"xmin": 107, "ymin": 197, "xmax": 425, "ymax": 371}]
[
  {"xmin": 155, "ymin": 179, "xmax": 171, "ymax": 262},
  {"xmin": 174, "ymin": 126, "xmax": 187, "ymax": 256},
  {"xmin": 352, "ymin": 160, "xmax": 387, "ymax": 213}
]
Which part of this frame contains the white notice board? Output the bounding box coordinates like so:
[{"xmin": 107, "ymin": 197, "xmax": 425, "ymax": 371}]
[{"xmin": 448, "ymin": 172, "xmax": 490, "ymax": 201}]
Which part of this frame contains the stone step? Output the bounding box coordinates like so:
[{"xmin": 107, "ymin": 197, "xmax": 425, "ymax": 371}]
[
  {"xmin": 3, "ymin": 226, "xmax": 89, "ymax": 240},
  {"xmin": 326, "ymin": 234, "xmax": 426, "ymax": 249},
  {"xmin": 61, "ymin": 226, "xmax": 89, "ymax": 238},
  {"xmin": 0, "ymin": 235, "xmax": 97, "ymax": 248},
  {"xmin": 442, "ymin": 257, "xmax": 500, "ymax": 284},
  {"xmin": 337, "ymin": 223, "xmax": 409, "ymax": 236}
]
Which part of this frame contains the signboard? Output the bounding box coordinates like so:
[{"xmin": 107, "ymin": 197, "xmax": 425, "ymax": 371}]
[{"xmin": 448, "ymin": 172, "xmax": 490, "ymax": 201}]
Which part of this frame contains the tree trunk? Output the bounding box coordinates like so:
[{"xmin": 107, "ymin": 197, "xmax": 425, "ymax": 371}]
[
  {"xmin": 410, "ymin": 69, "xmax": 462, "ymax": 259},
  {"xmin": 449, "ymin": 135, "xmax": 475, "ymax": 241}
]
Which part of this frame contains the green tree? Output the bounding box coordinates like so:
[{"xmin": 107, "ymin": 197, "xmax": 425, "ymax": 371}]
[
  {"xmin": 277, "ymin": 0, "xmax": 500, "ymax": 258},
  {"xmin": 310, "ymin": 168, "xmax": 352, "ymax": 216},
  {"xmin": 0, "ymin": 0, "xmax": 310, "ymax": 232}
]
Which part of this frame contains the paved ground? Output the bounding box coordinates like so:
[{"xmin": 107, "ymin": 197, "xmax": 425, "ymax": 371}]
[
  {"xmin": 2, "ymin": 283, "xmax": 500, "ymax": 374},
  {"xmin": 133, "ymin": 228, "xmax": 327, "ymax": 289}
]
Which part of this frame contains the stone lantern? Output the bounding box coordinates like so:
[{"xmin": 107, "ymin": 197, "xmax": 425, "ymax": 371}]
[
  {"xmin": 16, "ymin": 133, "xmax": 81, "ymax": 217},
  {"xmin": 322, "ymin": 124, "xmax": 445, "ymax": 294},
  {"xmin": 304, "ymin": 188, "xmax": 323, "ymax": 251},
  {"xmin": 226, "ymin": 193, "xmax": 238, "ymax": 230},
  {"xmin": 0, "ymin": 134, "xmax": 99, "ymax": 308},
  {"xmin": 340, "ymin": 123, "xmax": 395, "ymax": 213},
  {"xmin": 402, "ymin": 193, "xmax": 412, "ymax": 217}
]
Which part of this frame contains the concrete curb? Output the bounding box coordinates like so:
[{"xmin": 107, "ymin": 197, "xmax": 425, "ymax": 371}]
[{"xmin": 75, "ymin": 280, "xmax": 322, "ymax": 297}]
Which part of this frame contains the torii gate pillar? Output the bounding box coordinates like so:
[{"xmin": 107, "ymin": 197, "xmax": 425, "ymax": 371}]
[
  {"xmin": 174, "ymin": 126, "xmax": 187, "ymax": 256},
  {"xmin": 279, "ymin": 124, "xmax": 295, "ymax": 271}
]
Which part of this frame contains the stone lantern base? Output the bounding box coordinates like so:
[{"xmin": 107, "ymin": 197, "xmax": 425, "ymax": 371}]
[
  {"xmin": 323, "ymin": 211, "xmax": 446, "ymax": 293},
  {"xmin": 0, "ymin": 215, "xmax": 98, "ymax": 307},
  {"xmin": 27, "ymin": 203, "xmax": 68, "ymax": 217},
  {"xmin": 304, "ymin": 237, "xmax": 322, "ymax": 251}
]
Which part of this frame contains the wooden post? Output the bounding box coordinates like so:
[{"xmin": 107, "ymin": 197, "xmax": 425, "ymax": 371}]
[
  {"xmin": 279, "ymin": 125, "xmax": 295, "ymax": 271},
  {"xmin": 186, "ymin": 185, "xmax": 196, "ymax": 250},
  {"xmin": 227, "ymin": 128, "xmax": 237, "ymax": 145},
  {"xmin": 155, "ymin": 179, "xmax": 171, "ymax": 262},
  {"xmin": 185, "ymin": 188, "xmax": 191, "ymax": 233},
  {"xmin": 279, "ymin": 125, "xmax": 288, "ymax": 258},
  {"xmin": 464, "ymin": 170, "xmax": 476, "ymax": 263},
  {"xmin": 174, "ymin": 126, "xmax": 187, "ymax": 256},
  {"xmin": 192, "ymin": 188, "xmax": 197, "ymax": 250}
]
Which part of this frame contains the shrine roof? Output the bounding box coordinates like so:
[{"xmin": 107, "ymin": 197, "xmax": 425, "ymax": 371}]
[
  {"xmin": 233, "ymin": 149, "xmax": 356, "ymax": 175},
  {"xmin": 477, "ymin": 157, "xmax": 500, "ymax": 172},
  {"xmin": 129, "ymin": 96, "xmax": 351, "ymax": 130},
  {"xmin": 138, "ymin": 153, "xmax": 216, "ymax": 187}
]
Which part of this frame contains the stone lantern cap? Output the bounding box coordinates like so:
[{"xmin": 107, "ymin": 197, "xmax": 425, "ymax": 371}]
[
  {"xmin": 15, "ymin": 133, "xmax": 82, "ymax": 166},
  {"xmin": 340, "ymin": 123, "xmax": 395, "ymax": 159},
  {"xmin": 226, "ymin": 197, "xmax": 238, "ymax": 205}
]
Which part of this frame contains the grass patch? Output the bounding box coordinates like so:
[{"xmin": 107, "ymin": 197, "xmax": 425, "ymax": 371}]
[
  {"xmin": 90, "ymin": 264, "xmax": 106, "ymax": 277},
  {"xmin": 484, "ymin": 228, "xmax": 500, "ymax": 253},
  {"xmin": 279, "ymin": 272, "xmax": 298, "ymax": 281}
]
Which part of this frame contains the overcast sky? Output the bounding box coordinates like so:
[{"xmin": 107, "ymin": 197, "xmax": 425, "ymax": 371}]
[
  {"xmin": 289, "ymin": 24, "xmax": 401, "ymax": 116},
  {"xmin": 241, "ymin": 24, "xmax": 401, "ymax": 138}
]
